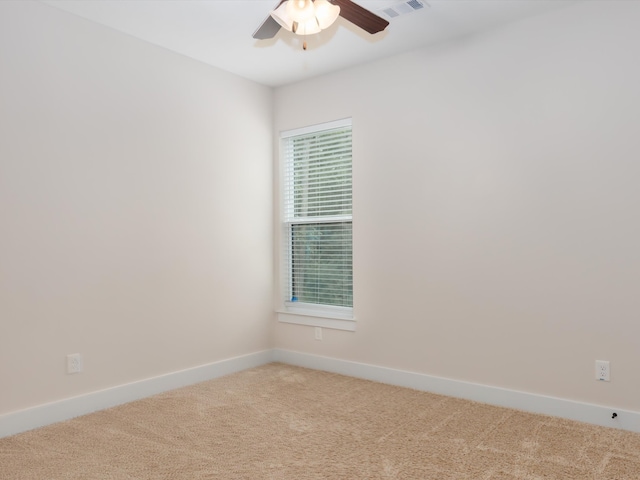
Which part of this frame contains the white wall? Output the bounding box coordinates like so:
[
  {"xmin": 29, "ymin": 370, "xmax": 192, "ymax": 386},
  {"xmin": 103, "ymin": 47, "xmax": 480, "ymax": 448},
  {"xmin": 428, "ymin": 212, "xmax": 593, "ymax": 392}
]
[
  {"xmin": 274, "ymin": 1, "xmax": 640, "ymax": 411},
  {"xmin": 0, "ymin": 1, "xmax": 273, "ymax": 415}
]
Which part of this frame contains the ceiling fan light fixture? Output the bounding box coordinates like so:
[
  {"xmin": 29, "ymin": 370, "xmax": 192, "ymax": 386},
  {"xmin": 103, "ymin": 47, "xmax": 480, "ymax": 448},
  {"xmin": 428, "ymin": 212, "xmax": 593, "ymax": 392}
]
[
  {"xmin": 270, "ymin": 2, "xmax": 294, "ymax": 31},
  {"xmin": 270, "ymin": 0, "xmax": 341, "ymax": 36},
  {"xmin": 286, "ymin": 0, "xmax": 316, "ymax": 23},
  {"xmin": 313, "ymin": 0, "xmax": 340, "ymax": 29},
  {"xmin": 293, "ymin": 18, "xmax": 322, "ymax": 36}
]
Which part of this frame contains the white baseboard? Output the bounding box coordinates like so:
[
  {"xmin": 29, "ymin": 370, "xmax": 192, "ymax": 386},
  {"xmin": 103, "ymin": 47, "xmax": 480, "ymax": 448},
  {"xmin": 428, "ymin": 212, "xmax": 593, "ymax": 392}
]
[
  {"xmin": 273, "ymin": 349, "xmax": 640, "ymax": 434},
  {"xmin": 0, "ymin": 350, "xmax": 273, "ymax": 439},
  {"xmin": 4, "ymin": 348, "xmax": 638, "ymax": 439}
]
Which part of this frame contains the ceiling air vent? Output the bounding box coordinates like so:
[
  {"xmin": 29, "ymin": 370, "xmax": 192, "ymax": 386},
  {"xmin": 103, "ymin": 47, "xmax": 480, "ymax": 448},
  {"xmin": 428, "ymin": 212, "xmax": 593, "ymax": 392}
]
[{"xmin": 381, "ymin": 0, "xmax": 428, "ymax": 19}]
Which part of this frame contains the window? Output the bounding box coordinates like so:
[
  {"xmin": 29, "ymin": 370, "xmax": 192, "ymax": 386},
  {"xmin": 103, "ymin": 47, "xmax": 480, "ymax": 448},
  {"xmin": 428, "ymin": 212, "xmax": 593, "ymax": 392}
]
[{"xmin": 281, "ymin": 119, "xmax": 353, "ymax": 320}]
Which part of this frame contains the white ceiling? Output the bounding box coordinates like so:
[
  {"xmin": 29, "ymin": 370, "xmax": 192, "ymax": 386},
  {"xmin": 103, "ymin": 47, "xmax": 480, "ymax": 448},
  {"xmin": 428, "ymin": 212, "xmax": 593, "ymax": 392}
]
[{"xmin": 40, "ymin": 0, "xmax": 580, "ymax": 87}]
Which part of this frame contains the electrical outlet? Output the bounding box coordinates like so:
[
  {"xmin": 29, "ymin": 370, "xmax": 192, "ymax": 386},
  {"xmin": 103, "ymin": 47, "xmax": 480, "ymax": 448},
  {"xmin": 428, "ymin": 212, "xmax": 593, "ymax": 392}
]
[
  {"xmin": 314, "ymin": 327, "xmax": 322, "ymax": 341},
  {"xmin": 595, "ymin": 360, "xmax": 610, "ymax": 382},
  {"xmin": 67, "ymin": 353, "xmax": 83, "ymax": 374}
]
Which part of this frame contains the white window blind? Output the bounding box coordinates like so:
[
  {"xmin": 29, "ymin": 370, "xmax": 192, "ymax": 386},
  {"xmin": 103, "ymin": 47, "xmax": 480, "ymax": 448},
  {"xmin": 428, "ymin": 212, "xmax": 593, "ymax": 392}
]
[{"xmin": 282, "ymin": 119, "xmax": 353, "ymax": 312}]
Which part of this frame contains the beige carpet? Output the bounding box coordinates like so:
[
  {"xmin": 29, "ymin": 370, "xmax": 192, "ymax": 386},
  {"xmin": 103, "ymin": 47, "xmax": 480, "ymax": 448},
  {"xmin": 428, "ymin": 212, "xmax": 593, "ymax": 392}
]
[{"xmin": 1, "ymin": 363, "xmax": 639, "ymax": 479}]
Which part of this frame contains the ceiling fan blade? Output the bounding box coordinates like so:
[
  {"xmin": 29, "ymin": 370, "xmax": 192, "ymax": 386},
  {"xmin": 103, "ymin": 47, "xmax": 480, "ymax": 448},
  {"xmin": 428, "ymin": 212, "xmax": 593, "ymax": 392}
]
[
  {"xmin": 252, "ymin": 0, "xmax": 287, "ymax": 39},
  {"xmin": 330, "ymin": 0, "xmax": 389, "ymax": 34}
]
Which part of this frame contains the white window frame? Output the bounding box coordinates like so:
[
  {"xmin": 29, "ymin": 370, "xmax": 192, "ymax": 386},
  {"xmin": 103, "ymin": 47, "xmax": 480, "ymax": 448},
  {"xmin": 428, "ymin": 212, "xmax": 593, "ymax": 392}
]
[{"xmin": 277, "ymin": 118, "xmax": 355, "ymax": 331}]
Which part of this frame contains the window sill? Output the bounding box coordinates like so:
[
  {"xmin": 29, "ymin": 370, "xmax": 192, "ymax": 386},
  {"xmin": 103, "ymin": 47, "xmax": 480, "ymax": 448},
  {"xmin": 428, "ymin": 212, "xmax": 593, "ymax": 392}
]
[{"xmin": 276, "ymin": 308, "xmax": 356, "ymax": 331}]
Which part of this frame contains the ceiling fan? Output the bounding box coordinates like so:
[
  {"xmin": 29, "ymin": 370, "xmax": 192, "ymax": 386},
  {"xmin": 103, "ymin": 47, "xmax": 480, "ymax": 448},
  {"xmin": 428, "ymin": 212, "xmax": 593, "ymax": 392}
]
[{"xmin": 253, "ymin": 0, "xmax": 389, "ymax": 48}]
